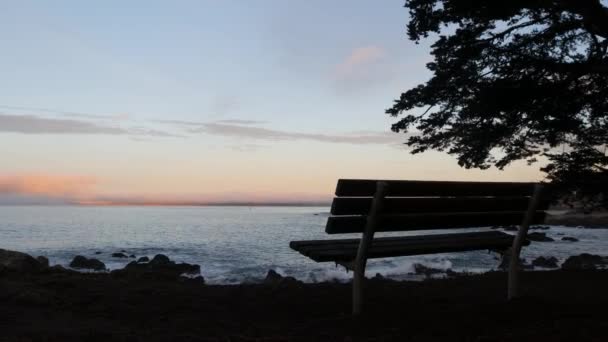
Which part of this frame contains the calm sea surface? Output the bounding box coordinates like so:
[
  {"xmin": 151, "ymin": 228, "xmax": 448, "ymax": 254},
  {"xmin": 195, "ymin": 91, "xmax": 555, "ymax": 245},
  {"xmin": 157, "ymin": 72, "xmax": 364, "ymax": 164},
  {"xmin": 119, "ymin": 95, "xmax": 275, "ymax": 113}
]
[{"xmin": 1, "ymin": 206, "xmax": 607, "ymax": 284}]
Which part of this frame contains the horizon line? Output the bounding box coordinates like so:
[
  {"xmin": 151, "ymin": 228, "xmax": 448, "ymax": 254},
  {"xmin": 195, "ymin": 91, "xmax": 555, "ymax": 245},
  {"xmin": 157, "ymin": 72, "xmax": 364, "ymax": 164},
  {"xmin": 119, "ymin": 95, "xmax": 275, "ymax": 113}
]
[{"xmin": 0, "ymin": 201, "xmax": 332, "ymax": 207}]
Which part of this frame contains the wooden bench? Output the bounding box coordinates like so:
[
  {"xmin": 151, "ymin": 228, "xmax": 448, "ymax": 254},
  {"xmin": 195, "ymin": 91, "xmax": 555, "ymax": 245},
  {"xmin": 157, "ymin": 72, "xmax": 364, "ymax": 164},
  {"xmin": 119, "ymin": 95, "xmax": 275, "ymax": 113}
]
[{"xmin": 290, "ymin": 179, "xmax": 547, "ymax": 314}]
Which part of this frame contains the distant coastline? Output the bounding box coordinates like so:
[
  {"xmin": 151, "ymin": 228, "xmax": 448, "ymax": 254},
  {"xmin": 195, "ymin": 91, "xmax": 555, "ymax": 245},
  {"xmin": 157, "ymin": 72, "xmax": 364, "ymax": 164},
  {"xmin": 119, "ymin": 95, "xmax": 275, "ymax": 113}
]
[{"xmin": 0, "ymin": 201, "xmax": 332, "ymax": 207}]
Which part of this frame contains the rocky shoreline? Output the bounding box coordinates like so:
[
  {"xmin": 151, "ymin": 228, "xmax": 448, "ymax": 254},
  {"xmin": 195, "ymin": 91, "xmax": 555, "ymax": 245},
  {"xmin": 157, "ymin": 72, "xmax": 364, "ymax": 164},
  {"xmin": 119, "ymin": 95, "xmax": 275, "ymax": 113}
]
[
  {"xmin": 2, "ymin": 247, "xmax": 608, "ymax": 341},
  {"xmin": 2, "ymin": 247, "xmax": 608, "ymax": 286},
  {"xmin": 1, "ymin": 258, "xmax": 607, "ymax": 341},
  {"xmin": 545, "ymin": 212, "xmax": 608, "ymax": 228}
]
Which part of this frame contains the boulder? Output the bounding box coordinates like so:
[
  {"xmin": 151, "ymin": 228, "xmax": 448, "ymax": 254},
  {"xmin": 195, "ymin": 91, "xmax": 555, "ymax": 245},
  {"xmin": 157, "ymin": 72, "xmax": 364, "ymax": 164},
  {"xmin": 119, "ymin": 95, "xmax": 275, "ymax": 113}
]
[
  {"xmin": 264, "ymin": 269, "xmax": 283, "ymax": 284},
  {"xmin": 69, "ymin": 255, "xmax": 106, "ymax": 271},
  {"xmin": 561, "ymin": 236, "xmax": 579, "ymax": 242},
  {"xmin": 412, "ymin": 263, "xmax": 444, "ymax": 276},
  {"xmin": 445, "ymin": 269, "xmax": 462, "ymax": 277},
  {"xmin": 111, "ymin": 254, "xmax": 201, "ymax": 281},
  {"xmin": 263, "ymin": 269, "xmax": 301, "ymax": 287},
  {"xmin": 371, "ymin": 273, "xmax": 385, "ymax": 281},
  {"xmin": 527, "ymin": 232, "xmax": 555, "ymax": 242},
  {"xmin": 0, "ymin": 249, "xmax": 46, "ymax": 272},
  {"xmin": 36, "ymin": 256, "xmax": 50, "ymax": 268},
  {"xmin": 94, "ymin": 251, "xmax": 102, "ymax": 255},
  {"xmin": 531, "ymin": 256, "xmax": 559, "ymax": 268},
  {"xmin": 49, "ymin": 265, "xmax": 67, "ymax": 272},
  {"xmin": 562, "ymin": 253, "xmax": 608, "ymax": 270},
  {"xmin": 498, "ymin": 257, "xmax": 533, "ymax": 270},
  {"xmin": 129, "ymin": 254, "xmax": 136, "ymax": 258},
  {"xmin": 111, "ymin": 252, "xmax": 129, "ymax": 258},
  {"xmin": 137, "ymin": 256, "xmax": 150, "ymax": 263},
  {"xmin": 149, "ymin": 254, "xmax": 171, "ymax": 265}
]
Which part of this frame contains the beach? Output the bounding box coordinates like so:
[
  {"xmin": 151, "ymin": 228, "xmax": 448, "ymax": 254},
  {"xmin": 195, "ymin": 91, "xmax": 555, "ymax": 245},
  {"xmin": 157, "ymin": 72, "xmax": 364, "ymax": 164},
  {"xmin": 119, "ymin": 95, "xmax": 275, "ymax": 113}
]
[{"xmin": 1, "ymin": 268, "xmax": 607, "ymax": 341}]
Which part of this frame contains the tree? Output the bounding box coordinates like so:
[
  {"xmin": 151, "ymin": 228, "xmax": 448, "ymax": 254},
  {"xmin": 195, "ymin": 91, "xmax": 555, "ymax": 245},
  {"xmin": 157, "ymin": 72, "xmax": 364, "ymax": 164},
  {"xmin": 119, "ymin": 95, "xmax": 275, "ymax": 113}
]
[{"xmin": 387, "ymin": 0, "xmax": 608, "ymax": 208}]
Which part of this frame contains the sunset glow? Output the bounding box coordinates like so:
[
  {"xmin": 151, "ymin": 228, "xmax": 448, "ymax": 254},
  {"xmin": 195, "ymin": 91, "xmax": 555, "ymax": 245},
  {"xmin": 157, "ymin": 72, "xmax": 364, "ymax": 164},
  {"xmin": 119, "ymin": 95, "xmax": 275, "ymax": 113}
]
[{"xmin": 0, "ymin": 1, "xmax": 545, "ymax": 205}]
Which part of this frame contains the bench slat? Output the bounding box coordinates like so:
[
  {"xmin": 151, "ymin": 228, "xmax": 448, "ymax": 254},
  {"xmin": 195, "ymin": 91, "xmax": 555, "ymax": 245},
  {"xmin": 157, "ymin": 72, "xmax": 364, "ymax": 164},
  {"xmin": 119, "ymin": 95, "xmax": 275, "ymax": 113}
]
[
  {"xmin": 325, "ymin": 211, "xmax": 546, "ymax": 234},
  {"xmin": 331, "ymin": 196, "xmax": 550, "ymax": 215},
  {"xmin": 291, "ymin": 231, "xmax": 518, "ymax": 262},
  {"xmin": 335, "ymin": 179, "xmax": 538, "ymax": 197},
  {"xmin": 291, "ymin": 231, "xmax": 516, "ymax": 250}
]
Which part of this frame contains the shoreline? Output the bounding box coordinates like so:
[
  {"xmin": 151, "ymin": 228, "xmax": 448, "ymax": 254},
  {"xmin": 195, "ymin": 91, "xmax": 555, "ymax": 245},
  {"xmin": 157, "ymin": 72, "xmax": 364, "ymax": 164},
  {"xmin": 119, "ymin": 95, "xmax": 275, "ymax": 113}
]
[
  {"xmin": 545, "ymin": 212, "xmax": 608, "ymax": 228},
  {"xmin": 1, "ymin": 268, "xmax": 607, "ymax": 341},
  {"xmin": 2, "ymin": 248, "xmax": 607, "ymax": 340}
]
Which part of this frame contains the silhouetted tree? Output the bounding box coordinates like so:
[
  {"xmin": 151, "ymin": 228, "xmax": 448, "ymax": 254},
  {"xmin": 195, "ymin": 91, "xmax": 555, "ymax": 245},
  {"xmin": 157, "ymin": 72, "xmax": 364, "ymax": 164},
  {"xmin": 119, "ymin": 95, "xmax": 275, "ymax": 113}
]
[{"xmin": 388, "ymin": 0, "xmax": 608, "ymax": 208}]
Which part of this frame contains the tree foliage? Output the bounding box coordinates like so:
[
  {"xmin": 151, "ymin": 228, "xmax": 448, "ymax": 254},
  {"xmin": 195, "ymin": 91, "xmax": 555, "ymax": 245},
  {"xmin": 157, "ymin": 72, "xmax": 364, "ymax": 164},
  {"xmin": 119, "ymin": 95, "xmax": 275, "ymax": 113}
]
[{"xmin": 388, "ymin": 0, "xmax": 608, "ymax": 207}]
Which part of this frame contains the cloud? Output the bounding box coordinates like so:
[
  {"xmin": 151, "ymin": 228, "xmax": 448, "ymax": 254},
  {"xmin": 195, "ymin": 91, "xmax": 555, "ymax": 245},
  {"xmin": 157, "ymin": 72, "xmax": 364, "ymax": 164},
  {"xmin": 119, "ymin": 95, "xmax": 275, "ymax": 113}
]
[
  {"xmin": 193, "ymin": 122, "xmax": 401, "ymax": 145},
  {"xmin": 157, "ymin": 119, "xmax": 267, "ymax": 126},
  {"xmin": 0, "ymin": 113, "xmax": 175, "ymax": 136},
  {"xmin": 0, "ymin": 174, "xmax": 97, "ymax": 197},
  {"xmin": 215, "ymin": 119, "xmax": 267, "ymax": 125},
  {"xmin": 335, "ymin": 46, "xmax": 386, "ymax": 78},
  {"xmin": 227, "ymin": 144, "xmax": 266, "ymax": 152},
  {"xmin": 155, "ymin": 119, "xmax": 207, "ymax": 126},
  {"xmin": 0, "ymin": 104, "xmax": 128, "ymax": 121},
  {"xmin": 0, "ymin": 113, "xmax": 127, "ymax": 134}
]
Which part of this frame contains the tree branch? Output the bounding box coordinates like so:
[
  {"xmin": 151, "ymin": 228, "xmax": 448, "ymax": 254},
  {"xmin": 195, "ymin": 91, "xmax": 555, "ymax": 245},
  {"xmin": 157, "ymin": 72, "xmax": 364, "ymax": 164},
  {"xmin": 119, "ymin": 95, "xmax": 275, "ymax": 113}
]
[{"xmin": 556, "ymin": 0, "xmax": 608, "ymax": 38}]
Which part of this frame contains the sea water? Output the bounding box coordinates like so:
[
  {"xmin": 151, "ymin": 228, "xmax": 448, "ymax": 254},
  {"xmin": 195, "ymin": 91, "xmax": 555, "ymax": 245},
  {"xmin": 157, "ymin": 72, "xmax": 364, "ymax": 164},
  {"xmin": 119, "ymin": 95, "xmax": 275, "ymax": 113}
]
[{"xmin": 0, "ymin": 205, "xmax": 607, "ymax": 284}]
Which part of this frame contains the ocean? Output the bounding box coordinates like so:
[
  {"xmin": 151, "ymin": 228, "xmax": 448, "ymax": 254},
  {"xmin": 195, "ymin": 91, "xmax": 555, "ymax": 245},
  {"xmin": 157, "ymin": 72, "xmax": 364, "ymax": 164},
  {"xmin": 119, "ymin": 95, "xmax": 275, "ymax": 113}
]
[{"xmin": 1, "ymin": 205, "xmax": 606, "ymax": 284}]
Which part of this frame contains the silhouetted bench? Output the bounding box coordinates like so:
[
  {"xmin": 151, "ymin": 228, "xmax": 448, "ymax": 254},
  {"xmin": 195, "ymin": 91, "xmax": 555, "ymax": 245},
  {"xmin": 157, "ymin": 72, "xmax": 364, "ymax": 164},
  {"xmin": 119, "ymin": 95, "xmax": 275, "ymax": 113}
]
[{"xmin": 290, "ymin": 179, "xmax": 547, "ymax": 314}]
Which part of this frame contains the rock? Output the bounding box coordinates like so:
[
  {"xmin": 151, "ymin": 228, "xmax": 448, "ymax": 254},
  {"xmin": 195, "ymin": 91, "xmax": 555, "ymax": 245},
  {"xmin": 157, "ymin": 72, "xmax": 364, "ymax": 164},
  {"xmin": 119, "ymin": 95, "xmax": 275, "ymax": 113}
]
[
  {"xmin": 412, "ymin": 263, "xmax": 444, "ymax": 276},
  {"xmin": 36, "ymin": 256, "xmax": 49, "ymax": 268},
  {"xmin": 137, "ymin": 256, "xmax": 150, "ymax": 263},
  {"xmin": 129, "ymin": 254, "xmax": 136, "ymax": 258},
  {"xmin": 94, "ymin": 251, "xmax": 102, "ymax": 255},
  {"xmin": 562, "ymin": 253, "xmax": 608, "ymax": 270},
  {"xmin": 69, "ymin": 255, "xmax": 106, "ymax": 271},
  {"xmin": 498, "ymin": 257, "xmax": 533, "ymax": 270},
  {"xmin": 372, "ymin": 273, "xmax": 385, "ymax": 280},
  {"xmin": 527, "ymin": 232, "xmax": 555, "ymax": 242},
  {"xmin": 263, "ymin": 269, "xmax": 301, "ymax": 287},
  {"xmin": 111, "ymin": 254, "xmax": 201, "ymax": 281},
  {"xmin": 561, "ymin": 236, "xmax": 579, "ymax": 242},
  {"xmin": 264, "ymin": 269, "xmax": 283, "ymax": 284},
  {"xmin": 149, "ymin": 254, "xmax": 171, "ymax": 265},
  {"xmin": 531, "ymin": 256, "xmax": 559, "ymax": 268},
  {"xmin": 111, "ymin": 252, "xmax": 129, "ymax": 258},
  {"xmin": 445, "ymin": 269, "xmax": 462, "ymax": 277},
  {"xmin": 0, "ymin": 249, "xmax": 46, "ymax": 272},
  {"xmin": 49, "ymin": 265, "xmax": 67, "ymax": 272}
]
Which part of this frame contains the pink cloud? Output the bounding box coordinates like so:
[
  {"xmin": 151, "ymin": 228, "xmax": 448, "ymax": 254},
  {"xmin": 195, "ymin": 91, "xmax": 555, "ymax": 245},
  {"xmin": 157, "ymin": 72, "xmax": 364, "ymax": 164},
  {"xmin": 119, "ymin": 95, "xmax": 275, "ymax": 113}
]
[
  {"xmin": 335, "ymin": 45, "xmax": 386, "ymax": 77},
  {"xmin": 0, "ymin": 174, "xmax": 97, "ymax": 197}
]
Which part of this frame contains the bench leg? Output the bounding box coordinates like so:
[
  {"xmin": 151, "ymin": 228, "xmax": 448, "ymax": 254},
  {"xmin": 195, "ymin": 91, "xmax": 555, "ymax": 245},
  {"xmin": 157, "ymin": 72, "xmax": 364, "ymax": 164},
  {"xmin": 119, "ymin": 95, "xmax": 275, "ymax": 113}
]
[
  {"xmin": 351, "ymin": 181, "xmax": 387, "ymax": 315},
  {"xmin": 352, "ymin": 262, "xmax": 365, "ymax": 315},
  {"xmin": 508, "ymin": 183, "xmax": 543, "ymax": 300},
  {"xmin": 506, "ymin": 247, "xmax": 519, "ymax": 299}
]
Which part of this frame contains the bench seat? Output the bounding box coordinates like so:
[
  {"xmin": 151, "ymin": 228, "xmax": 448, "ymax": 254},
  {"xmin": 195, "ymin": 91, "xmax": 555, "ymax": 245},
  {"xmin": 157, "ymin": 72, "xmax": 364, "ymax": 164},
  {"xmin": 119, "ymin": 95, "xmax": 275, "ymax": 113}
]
[{"xmin": 290, "ymin": 230, "xmax": 528, "ymax": 262}]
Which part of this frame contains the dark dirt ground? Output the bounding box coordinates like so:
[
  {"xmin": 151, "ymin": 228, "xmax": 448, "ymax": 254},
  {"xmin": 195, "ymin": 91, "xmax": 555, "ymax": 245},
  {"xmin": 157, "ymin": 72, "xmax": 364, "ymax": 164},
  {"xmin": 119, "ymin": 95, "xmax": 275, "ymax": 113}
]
[{"xmin": 0, "ymin": 270, "xmax": 607, "ymax": 342}]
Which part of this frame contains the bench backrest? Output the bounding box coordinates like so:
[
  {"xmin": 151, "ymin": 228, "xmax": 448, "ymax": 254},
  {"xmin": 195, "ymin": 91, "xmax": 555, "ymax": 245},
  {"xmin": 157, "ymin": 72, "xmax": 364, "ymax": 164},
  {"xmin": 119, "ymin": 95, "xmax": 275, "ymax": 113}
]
[{"xmin": 326, "ymin": 179, "xmax": 549, "ymax": 234}]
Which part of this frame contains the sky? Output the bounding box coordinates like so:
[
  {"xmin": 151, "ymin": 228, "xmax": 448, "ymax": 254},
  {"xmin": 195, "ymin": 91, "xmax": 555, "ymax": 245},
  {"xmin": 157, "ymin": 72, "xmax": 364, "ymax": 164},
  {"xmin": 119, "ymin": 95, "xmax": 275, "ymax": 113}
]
[{"xmin": 0, "ymin": 0, "xmax": 545, "ymax": 205}]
